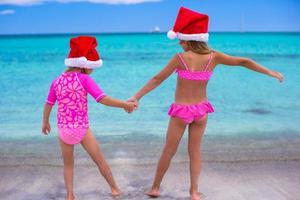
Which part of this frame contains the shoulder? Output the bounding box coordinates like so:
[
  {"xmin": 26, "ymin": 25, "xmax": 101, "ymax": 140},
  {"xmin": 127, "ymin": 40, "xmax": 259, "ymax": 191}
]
[
  {"xmin": 50, "ymin": 76, "xmax": 60, "ymax": 87},
  {"xmin": 180, "ymin": 51, "xmax": 189, "ymax": 58},
  {"xmin": 76, "ymin": 73, "xmax": 92, "ymax": 82},
  {"xmin": 210, "ymin": 50, "xmax": 228, "ymax": 63},
  {"xmin": 77, "ymin": 73, "xmax": 100, "ymax": 88},
  {"xmin": 174, "ymin": 52, "xmax": 190, "ymax": 63},
  {"xmin": 173, "ymin": 53, "xmax": 182, "ymax": 60},
  {"xmin": 168, "ymin": 53, "xmax": 182, "ymax": 65},
  {"xmin": 211, "ymin": 50, "xmax": 222, "ymax": 58},
  {"xmin": 211, "ymin": 51, "xmax": 249, "ymax": 66}
]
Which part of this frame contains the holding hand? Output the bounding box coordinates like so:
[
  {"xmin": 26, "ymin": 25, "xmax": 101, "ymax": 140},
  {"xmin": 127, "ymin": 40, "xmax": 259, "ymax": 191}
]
[
  {"xmin": 127, "ymin": 96, "xmax": 139, "ymax": 109},
  {"xmin": 269, "ymin": 70, "xmax": 284, "ymax": 82},
  {"xmin": 124, "ymin": 101, "xmax": 137, "ymax": 113}
]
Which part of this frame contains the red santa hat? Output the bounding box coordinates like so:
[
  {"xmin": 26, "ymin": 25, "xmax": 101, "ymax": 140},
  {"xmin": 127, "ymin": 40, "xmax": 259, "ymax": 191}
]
[
  {"xmin": 65, "ymin": 36, "xmax": 103, "ymax": 69},
  {"xmin": 167, "ymin": 7, "xmax": 209, "ymax": 42}
]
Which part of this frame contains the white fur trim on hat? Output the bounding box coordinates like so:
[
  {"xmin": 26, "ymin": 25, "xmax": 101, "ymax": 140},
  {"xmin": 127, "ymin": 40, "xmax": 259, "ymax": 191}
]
[
  {"xmin": 167, "ymin": 31, "xmax": 209, "ymax": 42},
  {"xmin": 167, "ymin": 30, "xmax": 177, "ymax": 40},
  {"xmin": 64, "ymin": 57, "xmax": 103, "ymax": 69}
]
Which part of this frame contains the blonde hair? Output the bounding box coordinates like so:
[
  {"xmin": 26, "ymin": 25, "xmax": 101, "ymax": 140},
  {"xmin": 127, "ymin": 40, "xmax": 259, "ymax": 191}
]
[
  {"xmin": 186, "ymin": 41, "xmax": 211, "ymax": 54},
  {"xmin": 65, "ymin": 67, "xmax": 89, "ymax": 74}
]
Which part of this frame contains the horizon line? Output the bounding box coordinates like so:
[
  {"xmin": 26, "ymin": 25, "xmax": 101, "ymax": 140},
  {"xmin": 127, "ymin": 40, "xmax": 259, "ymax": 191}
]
[{"xmin": 0, "ymin": 31, "xmax": 299, "ymax": 37}]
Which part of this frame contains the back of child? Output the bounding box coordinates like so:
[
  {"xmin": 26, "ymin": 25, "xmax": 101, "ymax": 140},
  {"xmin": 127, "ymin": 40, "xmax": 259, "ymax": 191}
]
[
  {"xmin": 42, "ymin": 36, "xmax": 136, "ymax": 199},
  {"xmin": 129, "ymin": 7, "xmax": 283, "ymax": 200},
  {"xmin": 47, "ymin": 70, "xmax": 106, "ymax": 144}
]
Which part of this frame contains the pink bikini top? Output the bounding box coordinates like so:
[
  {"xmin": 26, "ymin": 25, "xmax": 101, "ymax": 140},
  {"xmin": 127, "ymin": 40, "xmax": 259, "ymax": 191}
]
[{"xmin": 176, "ymin": 52, "xmax": 213, "ymax": 81}]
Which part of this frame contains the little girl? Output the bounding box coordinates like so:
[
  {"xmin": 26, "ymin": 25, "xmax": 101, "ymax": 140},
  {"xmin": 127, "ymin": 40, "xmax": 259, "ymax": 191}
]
[
  {"xmin": 129, "ymin": 7, "xmax": 284, "ymax": 200},
  {"xmin": 42, "ymin": 36, "xmax": 136, "ymax": 200}
]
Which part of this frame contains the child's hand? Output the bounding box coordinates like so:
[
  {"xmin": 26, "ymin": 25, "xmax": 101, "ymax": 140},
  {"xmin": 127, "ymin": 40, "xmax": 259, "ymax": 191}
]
[
  {"xmin": 42, "ymin": 122, "xmax": 51, "ymax": 135},
  {"xmin": 127, "ymin": 96, "xmax": 139, "ymax": 109},
  {"xmin": 124, "ymin": 102, "xmax": 137, "ymax": 113},
  {"xmin": 269, "ymin": 70, "xmax": 284, "ymax": 82}
]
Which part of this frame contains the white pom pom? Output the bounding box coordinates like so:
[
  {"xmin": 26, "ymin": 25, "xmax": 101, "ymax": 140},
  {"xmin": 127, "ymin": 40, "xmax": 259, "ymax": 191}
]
[
  {"xmin": 98, "ymin": 59, "xmax": 103, "ymax": 67},
  {"xmin": 167, "ymin": 30, "xmax": 177, "ymax": 40}
]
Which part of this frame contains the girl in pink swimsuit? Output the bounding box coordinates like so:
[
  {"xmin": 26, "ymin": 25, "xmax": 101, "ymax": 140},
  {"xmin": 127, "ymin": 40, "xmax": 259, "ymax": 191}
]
[
  {"xmin": 42, "ymin": 36, "xmax": 136, "ymax": 200},
  {"xmin": 129, "ymin": 7, "xmax": 284, "ymax": 200}
]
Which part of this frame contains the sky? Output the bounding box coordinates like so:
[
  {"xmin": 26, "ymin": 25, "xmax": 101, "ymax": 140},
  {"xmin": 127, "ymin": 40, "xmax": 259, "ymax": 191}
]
[{"xmin": 0, "ymin": 0, "xmax": 299, "ymax": 34}]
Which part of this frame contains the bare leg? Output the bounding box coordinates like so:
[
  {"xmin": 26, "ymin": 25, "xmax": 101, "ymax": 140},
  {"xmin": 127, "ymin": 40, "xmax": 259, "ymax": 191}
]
[
  {"xmin": 80, "ymin": 129, "xmax": 121, "ymax": 197},
  {"xmin": 188, "ymin": 115, "xmax": 208, "ymax": 200},
  {"xmin": 59, "ymin": 139, "xmax": 75, "ymax": 200},
  {"xmin": 147, "ymin": 117, "xmax": 187, "ymax": 198}
]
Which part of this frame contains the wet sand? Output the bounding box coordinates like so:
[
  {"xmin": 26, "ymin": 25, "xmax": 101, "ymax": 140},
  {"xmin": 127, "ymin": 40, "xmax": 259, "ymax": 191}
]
[
  {"xmin": 1, "ymin": 160, "xmax": 300, "ymax": 200},
  {"xmin": 1, "ymin": 133, "xmax": 300, "ymax": 200}
]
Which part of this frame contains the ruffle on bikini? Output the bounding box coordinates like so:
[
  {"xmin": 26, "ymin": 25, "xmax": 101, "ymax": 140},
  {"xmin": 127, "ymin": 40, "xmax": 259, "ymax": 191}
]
[{"xmin": 168, "ymin": 101, "xmax": 214, "ymax": 124}]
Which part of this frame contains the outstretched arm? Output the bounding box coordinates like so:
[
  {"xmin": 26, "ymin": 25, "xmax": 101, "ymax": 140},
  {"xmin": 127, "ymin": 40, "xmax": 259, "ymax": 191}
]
[
  {"xmin": 99, "ymin": 96, "xmax": 136, "ymax": 113},
  {"xmin": 42, "ymin": 103, "xmax": 53, "ymax": 135},
  {"xmin": 132, "ymin": 55, "xmax": 178, "ymax": 101},
  {"xmin": 81, "ymin": 75, "xmax": 136, "ymax": 113},
  {"xmin": 214, "ymin": 51, "xmax": 284, "ymax": 82}
]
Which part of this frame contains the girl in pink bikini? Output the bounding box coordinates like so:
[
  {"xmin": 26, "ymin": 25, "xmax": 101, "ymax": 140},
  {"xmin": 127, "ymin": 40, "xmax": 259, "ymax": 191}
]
[
  {"xmin": 129, "ymin": 7, "xmax": 284, "ymax": 200},
  {"xmin": 42, "ymin": 36, "xmax": 136, "ymax": 200}
]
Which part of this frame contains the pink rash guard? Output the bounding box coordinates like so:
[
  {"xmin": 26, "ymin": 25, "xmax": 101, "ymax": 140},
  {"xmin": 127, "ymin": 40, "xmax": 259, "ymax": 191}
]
[{"xmin": 46, "ymin": 72, "xmax": 106, "ymax": 144}]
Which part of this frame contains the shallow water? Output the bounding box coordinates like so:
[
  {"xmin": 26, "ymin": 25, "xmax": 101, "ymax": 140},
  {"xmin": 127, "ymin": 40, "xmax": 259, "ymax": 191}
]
[{"xmin": 0, "ymin": 33, "xmax": 299, "ymax": 141}]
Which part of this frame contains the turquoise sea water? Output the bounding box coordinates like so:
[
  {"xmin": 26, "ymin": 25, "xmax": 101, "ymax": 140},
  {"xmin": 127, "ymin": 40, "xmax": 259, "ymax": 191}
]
[{"xmin": 0, "ymin": 33, "xmax": 299, "ymax": 140}]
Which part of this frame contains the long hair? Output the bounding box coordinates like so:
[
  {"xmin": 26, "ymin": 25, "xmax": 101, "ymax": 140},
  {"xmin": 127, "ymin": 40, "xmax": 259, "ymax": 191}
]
[{"xmin": 186, "ymin": 41, "xmax": 211, "ymax": 54}]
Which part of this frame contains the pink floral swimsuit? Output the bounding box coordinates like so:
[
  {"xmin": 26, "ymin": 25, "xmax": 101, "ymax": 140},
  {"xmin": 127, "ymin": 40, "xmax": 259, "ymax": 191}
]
[{"xmin": 46, "ymin": 72, "xmax": 106, "ymax": 144}]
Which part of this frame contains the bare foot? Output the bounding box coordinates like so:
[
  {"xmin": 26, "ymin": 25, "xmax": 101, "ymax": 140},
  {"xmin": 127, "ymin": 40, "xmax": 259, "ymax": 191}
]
[
  {"xmin": 190, "ymin": 192, "xmax": 201, "ymax": 200},
  {"xmin": 111, "ymin": 188, "xmax": 121, "ymax": 197},
  {"xmin": 146, "ymin": 188, "xmax": 160, "ymax": 198}
]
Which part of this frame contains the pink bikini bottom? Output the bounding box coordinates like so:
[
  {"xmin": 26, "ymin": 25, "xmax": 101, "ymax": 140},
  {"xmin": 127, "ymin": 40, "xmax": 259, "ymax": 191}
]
[
  {"xmin": 58, "ymin": 127, "xmax": 88, "ymax": 145},
  {"xmin": 168, "ymin": 100, "xmax": 214, "ymax": 124}
]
